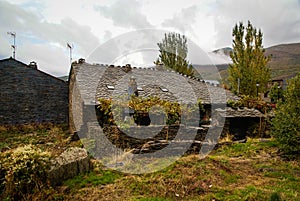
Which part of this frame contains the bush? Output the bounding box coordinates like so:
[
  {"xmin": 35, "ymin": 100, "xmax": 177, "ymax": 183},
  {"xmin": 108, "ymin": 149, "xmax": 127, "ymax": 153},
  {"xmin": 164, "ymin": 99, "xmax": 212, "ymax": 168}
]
[
  {"xmin": 227, "ymin": 95, "xmax": 272, "ymax": 113},
  {"xmin": 0, "ymin": 145, "xmax": 51, "ymax": 200},
  {"xmin": 271, "ymin": 74, "xmax": 300, "ymax": 158},
  {"xmin": 98, "ymin": 96, "xmax": 187, "ymax": 126}
]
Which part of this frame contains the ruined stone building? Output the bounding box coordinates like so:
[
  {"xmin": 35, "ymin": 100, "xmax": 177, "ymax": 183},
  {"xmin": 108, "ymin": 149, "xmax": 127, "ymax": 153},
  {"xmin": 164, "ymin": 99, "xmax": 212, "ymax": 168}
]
[
  {"xmin": 69, "ymin": 60, "xmax": 261, "ymax": 155},
  {"xmin": 68, "ymin": 60, "xmax": 240, "ymax": 133}
]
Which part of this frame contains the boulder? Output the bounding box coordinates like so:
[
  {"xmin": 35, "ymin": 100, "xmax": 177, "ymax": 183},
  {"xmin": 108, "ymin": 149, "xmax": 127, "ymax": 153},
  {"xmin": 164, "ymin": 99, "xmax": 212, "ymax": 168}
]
[{"xmin": 48, "ymin": 147, "xmax": 90, "ymax": 186}]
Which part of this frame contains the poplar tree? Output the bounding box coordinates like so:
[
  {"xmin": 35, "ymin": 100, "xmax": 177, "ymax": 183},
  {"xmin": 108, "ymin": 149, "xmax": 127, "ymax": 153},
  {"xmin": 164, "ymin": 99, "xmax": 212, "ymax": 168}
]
[
  {"xmin": 156, "ymin": 32, "xmax": 194, "ymax": 76},
  {"xmin": 228, "ymin": 21, "xmax": 271, "ymax": 96}
]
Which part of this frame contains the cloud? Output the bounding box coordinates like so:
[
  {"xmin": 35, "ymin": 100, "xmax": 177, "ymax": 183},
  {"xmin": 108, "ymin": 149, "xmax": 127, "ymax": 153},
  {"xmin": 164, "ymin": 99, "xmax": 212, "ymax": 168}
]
[
  {"xmin": 40, "ymin": 17, "xmax": 100, "ymax": 55},
  {"xmin": 18, "ymin": 42, "xmax": 70, "ymax": 76},
  {"xmin": 162, "ymin": 5, "xmax": 198, "ymax": 34},
  {"xmin": 159, "ymin": 3, "xmax": 216, "ymax": 52},
  {"xmin": 0, "ymin": 0, "xmax": 100, "ymax": 75},
  {"xmin": 88, "ymin": 29, "xmax": 163, "ymax": 65},
  {"xmin": 207, "ymin": 52, "xmax": 232, "ymax": 65},
  {"xmin": 3, "ymin": 7, "xmax": 99, "ymax": 55},
  {"xmin": 213, "ymin": 0, "xmax": 300, "ymax": 48},
  {"xmin": 95, "ymin": 0, "xmax": 153, "ymax": 29},
  {"xmin": 0, "ymin": 34, "xmax": 11, "ymax": 58},
  {"xmin": 2, "ymin": 0, "xmax": 300, "ymax": 75},
  {"xmin": 103, "ymin": 30, "xmax": 112, "ymax": 41}
]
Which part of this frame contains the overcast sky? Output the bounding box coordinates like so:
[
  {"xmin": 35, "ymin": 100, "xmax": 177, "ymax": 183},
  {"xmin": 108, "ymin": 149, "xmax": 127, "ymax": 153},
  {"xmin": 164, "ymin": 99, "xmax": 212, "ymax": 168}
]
[{"xmin": 1, "ymin": 0, "xmax": 300, "ymax": 76}]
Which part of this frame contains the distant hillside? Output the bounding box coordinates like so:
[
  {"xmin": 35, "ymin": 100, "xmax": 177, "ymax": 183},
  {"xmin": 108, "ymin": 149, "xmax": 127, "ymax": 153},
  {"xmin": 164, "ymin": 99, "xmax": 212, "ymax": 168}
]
[
  {"xmin": 265, "ymin": 43, "xmax": 300, "ymax": 80},
  {"xmin": 193, "ymin": 64, "xmax": 229, "ymax": 81},
  {"xmin": 212, "ymin": 47, "xmax": 233, "ymax": 57},
  {"xmin": 206, "ymin": 43, "xmax": 300, "ymax": 83}
]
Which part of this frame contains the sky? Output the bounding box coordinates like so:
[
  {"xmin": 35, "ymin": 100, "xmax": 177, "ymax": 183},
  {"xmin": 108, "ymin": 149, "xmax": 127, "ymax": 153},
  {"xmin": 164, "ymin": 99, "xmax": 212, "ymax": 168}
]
[{"xmin": 1, "ymin": 0, "xmax": 300, "ymax": 77}]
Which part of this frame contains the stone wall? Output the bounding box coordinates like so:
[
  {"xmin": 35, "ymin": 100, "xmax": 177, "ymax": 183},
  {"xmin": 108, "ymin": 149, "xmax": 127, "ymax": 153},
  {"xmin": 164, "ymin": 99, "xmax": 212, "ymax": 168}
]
[
  {"xmin": 80, "ymin": 123, "xmax": 210, "ymax": 156},
  {"xmin": 48, "ymin": 147, "xmax": 90, "ymax": 186},
  {"xmin": 0, "ymin": 58, "xmax": 68, "ymax": 125}
]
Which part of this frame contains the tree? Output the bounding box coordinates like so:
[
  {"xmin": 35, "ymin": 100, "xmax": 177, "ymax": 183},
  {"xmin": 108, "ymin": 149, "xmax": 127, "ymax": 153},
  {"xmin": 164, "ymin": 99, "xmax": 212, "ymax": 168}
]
[
  {"xmin": 271, "ymin": 73, "xmax": 300, "ymax": 157},
  {"xmin": 228, "ymin": 21, "xmax": 271, "ymax": 97},
  {"xmin": 269, "ymin": 82, "xmax": 284, "ymax": 103},
  {"xmin": 156, "ymin": 32, "xmax": 194, "ymax": 76}
]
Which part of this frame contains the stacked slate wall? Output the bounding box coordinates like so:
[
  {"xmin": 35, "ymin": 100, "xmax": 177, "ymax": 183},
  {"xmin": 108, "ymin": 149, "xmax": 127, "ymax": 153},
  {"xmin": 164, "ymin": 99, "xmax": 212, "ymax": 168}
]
[{"xmin": 0, "ymin": 58, "xmax": 68, "ymax": 125}]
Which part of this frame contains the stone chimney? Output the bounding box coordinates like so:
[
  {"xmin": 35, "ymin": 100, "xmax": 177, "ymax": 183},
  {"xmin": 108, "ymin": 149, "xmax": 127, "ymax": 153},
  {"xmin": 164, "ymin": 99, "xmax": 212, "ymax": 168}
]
[
  {"xmin": 123, "ymin": 64, "xmax": 132, "ymax": 73},
  {"xmin": 28, "ymin": 61, "xmax": 37, "ymax": 69},
  {"xmin": 128, "ymin": 76, "xmax": 138, "ymax": 96},
  {"xmin": 78, "ymin": 58, "xmax": 85, "ymax": 64}
]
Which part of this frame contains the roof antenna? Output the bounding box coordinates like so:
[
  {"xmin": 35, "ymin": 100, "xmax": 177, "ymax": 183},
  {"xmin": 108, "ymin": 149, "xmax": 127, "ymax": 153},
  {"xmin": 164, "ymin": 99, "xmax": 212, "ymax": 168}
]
[
  {"xmin": 67, "ymin": 42, "xmax": 73, "ymax": 66},
  {"xmin": 7, "ymin": 31, "xmax": 16, "ymax": 59}
]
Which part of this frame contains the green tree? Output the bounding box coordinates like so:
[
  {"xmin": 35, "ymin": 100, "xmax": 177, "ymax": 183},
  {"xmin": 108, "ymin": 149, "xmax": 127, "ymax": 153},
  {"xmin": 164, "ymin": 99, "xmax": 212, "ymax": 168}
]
[
  {"xmin": 271, "ymin": 73, "xmax": 300, "ymax": 157},
  {"xmin": 156, "ymin": 32, "xmax": 194, "ymax": 76},
  {"xmin": 269, "ymin": 83, "xmax": 284, "ymax": 103},
  {"xmin": 228, "ymin": 21, "xmax": 271, "ymax": 97}
]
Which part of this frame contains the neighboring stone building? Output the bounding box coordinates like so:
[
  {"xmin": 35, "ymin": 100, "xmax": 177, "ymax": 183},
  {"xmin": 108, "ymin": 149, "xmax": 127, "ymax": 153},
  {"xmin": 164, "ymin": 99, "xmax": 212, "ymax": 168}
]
[
  {"xmin": 215, "ymin": 107, "xmax": 266, "ymax": 140},
  {"xmin": 0, "ymin": 58, "xmax": 68, "ymax": 125}
]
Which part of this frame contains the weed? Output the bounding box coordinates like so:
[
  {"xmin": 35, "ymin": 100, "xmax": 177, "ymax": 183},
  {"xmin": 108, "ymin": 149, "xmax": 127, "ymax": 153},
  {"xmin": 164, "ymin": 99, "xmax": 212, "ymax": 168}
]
[{"xmin": 270, "ymin": 192, "xmax": 281, "ymax": 201}]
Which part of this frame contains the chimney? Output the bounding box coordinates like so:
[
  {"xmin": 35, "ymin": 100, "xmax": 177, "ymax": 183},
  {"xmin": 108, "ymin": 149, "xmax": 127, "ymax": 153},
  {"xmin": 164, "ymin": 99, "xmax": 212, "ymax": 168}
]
[
  {"xmin": 128, "ymin": 76, "xmax": 138, "ymax": 96},
  {"xmin": 78, "ymin": 58, "xmax": 85, "ymax": 64},
  {"xmin": 123, "ymin": 64, "xmax": 132, "ymax": 73},
  {"xmin": 28, "ymin": 61, "xmax": 37, "ymax": 69}
]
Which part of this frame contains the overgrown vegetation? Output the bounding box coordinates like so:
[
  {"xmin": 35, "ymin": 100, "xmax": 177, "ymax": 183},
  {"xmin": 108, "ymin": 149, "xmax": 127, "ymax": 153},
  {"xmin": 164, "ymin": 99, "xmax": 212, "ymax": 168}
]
[
  {"xmin": 227, "ymin": 95, "xmax": 272, "ymax": 113},
  {"xmin": 0, "ymin": 124, "xmax": 299, "ymax": 200},
  {"xmin": 0, "ymin": 123, "xmax": 76, "ymax": 156},
  {"xmin": 271, "ymin": 73, "xmax": 300, "ymax": 158},
  {"xmin": 98, "ymin": 96, "xmax": 203, "ymax": 126},
  {"xmin": 0, "ymin": 145, "xmax": 51, "ymax": 200},
  {"xmin": 0, "ymin": 124, "xmax": 80, "ymax": 200},
  {"xmin": 51, "ymin": 139, "xmax": 299, "ymax": 201}
]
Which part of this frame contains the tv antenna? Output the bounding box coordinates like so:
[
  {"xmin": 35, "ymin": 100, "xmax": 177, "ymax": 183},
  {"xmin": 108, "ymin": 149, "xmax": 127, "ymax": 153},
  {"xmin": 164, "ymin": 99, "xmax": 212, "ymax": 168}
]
[
  {"xmin": 7, "ymin": 31, "xmax": 16, "ymax": 59},
  {"xmin": 67, "ymin": 43, "xmax": 73, "ymax": 66}
]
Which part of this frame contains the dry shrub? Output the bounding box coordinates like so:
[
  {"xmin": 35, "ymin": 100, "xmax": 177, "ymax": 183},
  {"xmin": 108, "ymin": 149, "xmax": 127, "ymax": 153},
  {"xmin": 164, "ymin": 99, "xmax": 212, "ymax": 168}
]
[{"xmin": 0, "ymin": 145, "xmax": 51, "ymax": 200}]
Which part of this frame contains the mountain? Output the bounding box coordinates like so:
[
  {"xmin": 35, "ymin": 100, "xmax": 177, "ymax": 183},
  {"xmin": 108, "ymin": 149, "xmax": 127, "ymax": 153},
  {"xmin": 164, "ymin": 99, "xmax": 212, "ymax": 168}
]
[
  {"xmin": 207, "ymin": 43, "xmax": 300, "ymax": 82},
  {"xmin": 212, "ymin": 47, "xmax": 233, "ymax": 57},
  {"xmin": 193, "ymin": 64, "xmax": 229, "ymax": 81},
  {"xmin": 265, "ymin": 43, "xmax": 300, "ymax": 80}
]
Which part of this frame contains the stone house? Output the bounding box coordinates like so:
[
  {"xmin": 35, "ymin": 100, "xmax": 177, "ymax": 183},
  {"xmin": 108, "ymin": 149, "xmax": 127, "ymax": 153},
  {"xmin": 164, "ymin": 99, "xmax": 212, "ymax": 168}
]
[
  {"xmin": 263, "ymin": 74, "xmax": 297, "ymax": 101},
  {"xmin": 0, "ymin": 58, "xmax": 68, "ymax": 125},
  {"xmin": 68, "ymin": 60, "xmax": 240, "ymax": 131},
  {"xmin": 69, "ymin": 60, "xmax": 260, "ymax": 154}
]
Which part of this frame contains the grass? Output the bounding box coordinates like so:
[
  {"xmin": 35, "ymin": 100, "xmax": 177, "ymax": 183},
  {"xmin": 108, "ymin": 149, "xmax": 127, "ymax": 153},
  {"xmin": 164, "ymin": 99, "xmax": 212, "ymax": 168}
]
[
  {"xmin": 54, "ymin": 139, "xmax": 299, "ymax": 201},
  {"xmin": 63, "ymin": 170, "xmax": 121, "ymax": 189},
  {"xmin": 131, "ymin": 198, "xmax": 171, "ymax": 201},
  {"xmin": 0, "ymin": 123, "xmax": 80, "ymax": 157},
  {"xmin": 1, "ymin": 126, "xmax": 299, "ymax": 201}
]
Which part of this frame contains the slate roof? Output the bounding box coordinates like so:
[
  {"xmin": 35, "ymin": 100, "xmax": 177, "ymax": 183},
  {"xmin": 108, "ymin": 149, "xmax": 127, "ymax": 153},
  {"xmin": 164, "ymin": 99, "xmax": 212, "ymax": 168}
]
[
  {"xmin": 0, "ymin": 58, "xmax": 66, "ymax": 83},
  {"xmin": 215, "ymin": 107, "xmax": 263, "ymax": 118},
  {"xmin": 71, "ymin": 61, "xmax": 239, "ymax": 105}
]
